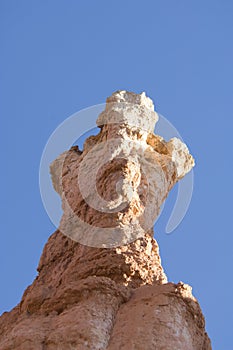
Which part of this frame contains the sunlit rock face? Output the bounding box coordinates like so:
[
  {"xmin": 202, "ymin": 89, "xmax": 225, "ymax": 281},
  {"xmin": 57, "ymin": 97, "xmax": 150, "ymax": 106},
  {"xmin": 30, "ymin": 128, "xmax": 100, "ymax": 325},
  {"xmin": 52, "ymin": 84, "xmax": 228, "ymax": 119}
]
[
  {"xmin": 0, "ymin": 91, "xmax": 211, "ymax": 350},
  {"xmin": 50, "ymin": 90, "xmax": 194, "ymax": 248}
]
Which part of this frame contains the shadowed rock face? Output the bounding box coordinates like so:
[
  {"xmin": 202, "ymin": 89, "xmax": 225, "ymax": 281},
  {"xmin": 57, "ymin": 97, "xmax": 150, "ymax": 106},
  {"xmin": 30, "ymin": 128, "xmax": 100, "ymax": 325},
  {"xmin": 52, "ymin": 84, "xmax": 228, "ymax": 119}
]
[{"xmin": 0, "ymin": 91, "xmax": 211, "ymax": 350}]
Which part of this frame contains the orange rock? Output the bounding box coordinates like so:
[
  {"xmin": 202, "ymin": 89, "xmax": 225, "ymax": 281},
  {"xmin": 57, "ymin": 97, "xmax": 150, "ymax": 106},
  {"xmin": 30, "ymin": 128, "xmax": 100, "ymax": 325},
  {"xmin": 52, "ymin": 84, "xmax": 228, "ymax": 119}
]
[{"xmin": 0, "ymin": 91, "xmax": 211, "ymax": 349}]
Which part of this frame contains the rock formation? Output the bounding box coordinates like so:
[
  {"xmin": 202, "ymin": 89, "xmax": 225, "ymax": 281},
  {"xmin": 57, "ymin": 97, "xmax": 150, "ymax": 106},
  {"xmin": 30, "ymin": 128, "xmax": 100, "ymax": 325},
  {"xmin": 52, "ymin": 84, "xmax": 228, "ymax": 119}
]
[{"xmin": 0, "ymin": 91, "xmax": 211, "ymax": 349}]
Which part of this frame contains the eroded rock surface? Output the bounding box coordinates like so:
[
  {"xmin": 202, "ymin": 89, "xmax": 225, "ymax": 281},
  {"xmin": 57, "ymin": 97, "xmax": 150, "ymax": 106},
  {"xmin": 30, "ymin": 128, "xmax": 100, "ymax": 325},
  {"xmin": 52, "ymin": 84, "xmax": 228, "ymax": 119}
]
[
  {"xmin": 0, "ymin": 91, "xmax": 211, "ymax": 349},
  {"xmin": 50, "ymin": 90, "xmax": 194, "ymax": 248}
]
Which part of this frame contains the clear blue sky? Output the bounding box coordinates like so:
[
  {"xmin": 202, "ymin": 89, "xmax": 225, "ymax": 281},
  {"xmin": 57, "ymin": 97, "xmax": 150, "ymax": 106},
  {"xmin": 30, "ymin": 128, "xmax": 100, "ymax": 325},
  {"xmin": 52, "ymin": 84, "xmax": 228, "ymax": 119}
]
[{"xmin": 0, "ymin": 1, "xmax": 232, "ymax": 348}]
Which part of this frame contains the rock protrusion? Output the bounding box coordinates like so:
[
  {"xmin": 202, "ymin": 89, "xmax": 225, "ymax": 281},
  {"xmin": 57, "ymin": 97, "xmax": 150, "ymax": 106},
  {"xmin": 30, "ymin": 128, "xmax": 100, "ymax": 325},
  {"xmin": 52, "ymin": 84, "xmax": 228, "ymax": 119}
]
[
  {"xmin": 50, "ymin": 90, "xmax": 194, "ymax": 248},
  {"xmin": 0, "ymin": 91, "xmax": 211, "ymax": 350}
]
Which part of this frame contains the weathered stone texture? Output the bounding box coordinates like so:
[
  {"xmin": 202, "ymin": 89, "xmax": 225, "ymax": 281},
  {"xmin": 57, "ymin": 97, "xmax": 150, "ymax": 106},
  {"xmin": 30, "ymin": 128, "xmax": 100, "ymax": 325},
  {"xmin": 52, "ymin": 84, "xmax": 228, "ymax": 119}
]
[{"xmin": 0, "ymin": 91, "xmax": 211, "ymax": 349}]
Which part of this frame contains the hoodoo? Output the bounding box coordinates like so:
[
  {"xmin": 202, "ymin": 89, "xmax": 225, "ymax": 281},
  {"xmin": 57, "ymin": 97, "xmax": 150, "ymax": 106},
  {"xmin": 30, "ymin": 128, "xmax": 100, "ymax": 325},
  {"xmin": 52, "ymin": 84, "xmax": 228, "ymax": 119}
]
[{"xmin": 0, "ymin": 91, "xmax": 211, "ymax": 349}]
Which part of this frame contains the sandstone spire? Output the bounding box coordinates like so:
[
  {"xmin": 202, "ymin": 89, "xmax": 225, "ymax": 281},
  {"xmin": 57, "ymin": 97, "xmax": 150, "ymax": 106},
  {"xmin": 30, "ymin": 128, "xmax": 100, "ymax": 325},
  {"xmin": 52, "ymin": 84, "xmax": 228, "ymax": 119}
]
[{"xmin": 0, "ymin": 91, "xmax": 211, "ymax": 349}]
